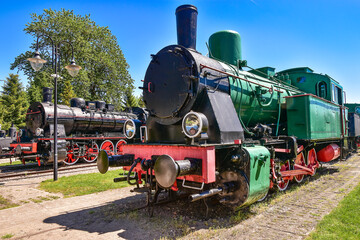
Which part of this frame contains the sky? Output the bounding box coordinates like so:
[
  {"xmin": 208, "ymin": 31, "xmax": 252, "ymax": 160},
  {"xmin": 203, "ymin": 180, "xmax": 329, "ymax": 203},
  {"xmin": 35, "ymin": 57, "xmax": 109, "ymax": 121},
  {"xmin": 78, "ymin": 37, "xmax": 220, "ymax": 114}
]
[{"xmin": 0, "ymin": 0, "xmax": 360, "ymax": 102}]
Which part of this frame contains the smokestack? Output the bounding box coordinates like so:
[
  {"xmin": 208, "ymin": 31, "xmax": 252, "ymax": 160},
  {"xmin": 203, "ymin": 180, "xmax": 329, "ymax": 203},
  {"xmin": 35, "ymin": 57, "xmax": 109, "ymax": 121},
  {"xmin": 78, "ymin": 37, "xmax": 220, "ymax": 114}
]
[
  {"xmin": 42, "ymin": 87, "xmax": 53, "ymax": 103},
  {"xmin": 175, "ymin": 4, "xmax": 198, "ymax": 50}
]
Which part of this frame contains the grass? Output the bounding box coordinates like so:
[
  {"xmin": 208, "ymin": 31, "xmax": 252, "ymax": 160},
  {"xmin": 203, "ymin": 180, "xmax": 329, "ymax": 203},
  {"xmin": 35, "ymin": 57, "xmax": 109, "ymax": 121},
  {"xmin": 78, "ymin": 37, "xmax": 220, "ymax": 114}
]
[
  {"xmin": 0, "ymin": 195, "xmax": 19, "ymax": 210},
  {"xmin": 1, "ymin": 234, "xmax": 14, "ymax": 239},
  {"xmin": 39, "ymin": 170, "xmax": 129, "ymax": 197},
  {"xmin": 0, "ymin": 160, "xmax": 22, "ymax": 167},
  {"xmin": 307, "ymin": 182, "xmax": 360, "ymax": 240}
]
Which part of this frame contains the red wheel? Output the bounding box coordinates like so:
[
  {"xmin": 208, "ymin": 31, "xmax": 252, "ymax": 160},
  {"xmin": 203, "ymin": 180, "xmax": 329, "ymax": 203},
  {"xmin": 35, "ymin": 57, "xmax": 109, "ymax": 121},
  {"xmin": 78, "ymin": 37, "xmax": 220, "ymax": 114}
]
[
  {"xmin": 83, "ymin": 143, "xmax": 99, "ymax": 163},
  {"xmin": 307, "ymin": 149, "xmax": 318, "ymax": 176},
  {"xmin": 100, "ymin": 140, "xmax": 114, "ymax": 155},
  {"xmin": 294, "ymin": 152, "xmax": 306, "ymax": 183},
  {"xmin": 64, "ymin": 144, "xmax": 80, "ymax": 165},
  {"xmin": 115, "ymin": 140, "xmax": 126, "ymax": 155},
  {"xmin": 277, "ymin": 160, "xmax": 290, "ymax": 191}
]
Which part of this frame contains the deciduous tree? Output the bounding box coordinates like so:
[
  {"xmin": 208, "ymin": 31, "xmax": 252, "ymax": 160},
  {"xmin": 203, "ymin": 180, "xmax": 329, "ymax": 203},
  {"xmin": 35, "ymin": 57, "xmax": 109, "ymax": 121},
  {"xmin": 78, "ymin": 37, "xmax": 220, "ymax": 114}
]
[{"xmin": 11, "ymin": 9, "xmax": 133, "ymax": 109}]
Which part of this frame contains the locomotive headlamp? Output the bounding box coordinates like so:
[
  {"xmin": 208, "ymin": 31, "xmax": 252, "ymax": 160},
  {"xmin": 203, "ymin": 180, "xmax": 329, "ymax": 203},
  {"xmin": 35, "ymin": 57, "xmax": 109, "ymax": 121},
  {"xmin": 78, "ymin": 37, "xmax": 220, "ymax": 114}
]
[
  {"xmin": 124, "ymin": 119, "xmax": 136, "ymax": 139},
  {"xmin": 182, "ymin": 112, "xmax": 208, "ymax": 138},
  {"xmin": 35, "ymin": 128, "xmax": 44, "ymax": 137}
]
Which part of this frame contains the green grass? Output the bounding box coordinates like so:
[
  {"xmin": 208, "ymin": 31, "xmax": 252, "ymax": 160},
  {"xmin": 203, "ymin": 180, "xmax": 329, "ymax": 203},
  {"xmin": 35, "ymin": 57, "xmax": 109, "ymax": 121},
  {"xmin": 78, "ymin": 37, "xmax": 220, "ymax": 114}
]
[
  {"xmin": 0, "ymin": 195, "xmax": 19, "ymax": 210},
  {"xmin": 0, "ymin": 160, "xmax": 22, "ymax": 167},
  {"xmin": 39, "ymin": 170, "xmax": 129, "ymax": 197},
  {"xmin": 1, "ymin": 234, "xmax": 14, "ymax": 239},
  {"xmin": 307, "ymin": 183, "xmax": 360, "ymax": 240}
]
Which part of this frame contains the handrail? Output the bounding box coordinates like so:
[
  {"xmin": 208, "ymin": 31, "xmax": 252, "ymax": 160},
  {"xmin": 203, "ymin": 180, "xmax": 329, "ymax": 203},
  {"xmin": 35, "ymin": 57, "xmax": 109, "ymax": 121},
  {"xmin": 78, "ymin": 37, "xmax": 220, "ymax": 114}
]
[{"xmin": 200, "ymin": 64, "xmax": 283, "ymax": 93}]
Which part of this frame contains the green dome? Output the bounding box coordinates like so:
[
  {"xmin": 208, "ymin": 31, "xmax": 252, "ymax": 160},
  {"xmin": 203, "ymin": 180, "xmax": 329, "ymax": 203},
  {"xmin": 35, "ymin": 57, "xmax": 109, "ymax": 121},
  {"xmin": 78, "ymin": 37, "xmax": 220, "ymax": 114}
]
[{"xmin": 208, "ymin": 30, "xmax": 242, "ymax": 66}]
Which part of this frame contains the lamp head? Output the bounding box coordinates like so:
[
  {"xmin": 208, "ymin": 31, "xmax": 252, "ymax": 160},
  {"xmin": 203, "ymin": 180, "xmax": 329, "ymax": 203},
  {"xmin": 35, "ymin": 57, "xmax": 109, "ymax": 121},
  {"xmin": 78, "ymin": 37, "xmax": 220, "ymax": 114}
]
[
  {"xmin": 27, "ymin": 51, "xmax": 47, "ymax": 71},
  {"xmin": 65, "ymin": 59, "xmax": 82, "ymax": 77}
]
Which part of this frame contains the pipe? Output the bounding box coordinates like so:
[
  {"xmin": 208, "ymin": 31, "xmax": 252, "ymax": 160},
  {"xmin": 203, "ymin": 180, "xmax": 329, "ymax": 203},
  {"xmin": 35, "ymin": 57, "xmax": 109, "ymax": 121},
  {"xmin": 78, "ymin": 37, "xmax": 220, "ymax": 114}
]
[{"xmin": 189, "ymin": 187, "xmax": 223, "ymax": 202}]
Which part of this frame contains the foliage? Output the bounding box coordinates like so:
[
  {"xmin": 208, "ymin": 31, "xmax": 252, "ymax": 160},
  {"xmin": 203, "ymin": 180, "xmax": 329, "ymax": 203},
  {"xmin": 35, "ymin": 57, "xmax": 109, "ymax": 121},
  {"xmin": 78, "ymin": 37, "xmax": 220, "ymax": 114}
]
[
  {"xmin": 11, "ymin": 9, "xmax": 133, "ymax": 109},
  {"xmin": 0, "ymin": 74, "xmax": 28, "ymax": 129},
  {"xmin": 59, "ymin": 79, "xmax": 75, "ymax": 105},
  {"xmin": 123, "ymin": 87, "xmax": 139, "ymax": 108},
  {"xmin": 136, "ymin": 93, "xmax": 145, "ymax": 108},
  {"xmin": 39, "ymin": 170, "xmax": 128, "ymax": 197},
  {"xmin": 27, "ymin": 71, "xmax": 52, "ymax": 103},
  {"xmin": 307, "ymin": 183, "xmax": 360, "ymax": 240}
]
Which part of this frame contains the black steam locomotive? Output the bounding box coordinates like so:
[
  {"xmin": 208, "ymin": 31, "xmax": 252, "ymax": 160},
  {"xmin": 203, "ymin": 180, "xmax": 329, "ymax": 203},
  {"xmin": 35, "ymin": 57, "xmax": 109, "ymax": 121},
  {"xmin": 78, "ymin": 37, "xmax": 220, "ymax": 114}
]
[
  {"xmin": 6, "ymin": 87, "xmax": 145, "ymax": 165},
  {"xmin": 96, "ymin": 4, "xmax": 360, "ymax": 213}
]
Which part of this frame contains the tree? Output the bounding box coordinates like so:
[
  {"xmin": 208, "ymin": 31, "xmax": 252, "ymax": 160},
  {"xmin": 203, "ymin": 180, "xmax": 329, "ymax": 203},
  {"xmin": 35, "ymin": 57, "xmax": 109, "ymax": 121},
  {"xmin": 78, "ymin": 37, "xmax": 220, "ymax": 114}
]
[
  {"xmin": 123, "ymin": 88, "xmax": 139, "ymax": 108},
  {"xmin": 1, "ymin": 74, "xmax": 28, "ymax": 129},
  {"xmin": 59, "ymin": 79, "xmax": 76, "ymax": 105},
  {"xmin": 137, "ymin": 94, "xmax": 145, "ymax": 108},
  {"xmin": 11, "ymin": 9, "xmax": 133, "ymax": 109}
]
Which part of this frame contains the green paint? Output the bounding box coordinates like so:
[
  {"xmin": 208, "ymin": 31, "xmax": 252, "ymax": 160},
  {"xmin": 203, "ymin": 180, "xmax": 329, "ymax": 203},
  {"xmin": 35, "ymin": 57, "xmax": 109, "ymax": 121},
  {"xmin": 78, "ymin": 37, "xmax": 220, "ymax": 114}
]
[
  {"xmin": 208, "ymin": 30, "xmax": 242, "ymax": 66},
  {"xmin": 345, "ymin": 103, "xmax": 360, "ymax": 114},
  {"xmin": 229, "ymin": 72, "xmax": 298, "ymax": 128},
  {"xmin": 242, "ymin": 146, "xmax": 271, "ymax": 205},
  {"xmin": 286, "ymin": 95, "xmax": 342, "ymax": 140}
]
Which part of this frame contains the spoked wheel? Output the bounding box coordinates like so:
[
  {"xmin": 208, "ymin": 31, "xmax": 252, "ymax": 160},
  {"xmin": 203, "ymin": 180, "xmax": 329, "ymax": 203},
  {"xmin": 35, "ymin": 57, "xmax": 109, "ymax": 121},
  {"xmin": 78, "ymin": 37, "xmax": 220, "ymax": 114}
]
[
  {"xmin": 307, "ymin": 148, "xmax": 318, "ymax": 176},
  {"xmin": 100, "ymin": 140, "xmax": 114, "ymax": 155},
  {"xmin": 115, "ymin": 140, "xmax": 126, "ymax": 155},
  {"xmin": 294, "ymin": 152, "xmax": 306, "ymax": 183},
  {"xmin": 64, "ymin": 144, "xmax": 80, "ymax": 165},
  {"xmin": 83, "ymin": 143, "xmax": 99, "ymax": 163},
  {"xmin": 277, "ymin": 160, "xmax": 290, "ymax": 191}
]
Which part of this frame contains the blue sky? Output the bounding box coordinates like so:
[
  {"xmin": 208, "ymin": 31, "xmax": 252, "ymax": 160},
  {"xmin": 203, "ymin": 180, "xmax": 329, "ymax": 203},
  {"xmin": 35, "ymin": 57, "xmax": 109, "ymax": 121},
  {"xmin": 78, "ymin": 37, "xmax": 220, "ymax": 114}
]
[{"xmin": 1, "ymin": 0, "xmax": 360, "ymax": 102}]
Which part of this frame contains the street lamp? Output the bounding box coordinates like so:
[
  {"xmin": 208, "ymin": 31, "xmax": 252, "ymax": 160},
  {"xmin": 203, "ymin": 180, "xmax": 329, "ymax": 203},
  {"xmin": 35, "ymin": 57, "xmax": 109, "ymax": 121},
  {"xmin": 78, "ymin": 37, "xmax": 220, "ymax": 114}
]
[{"xmin": 27, "ymin": 34, "xmax": 81, "ymax": 181}]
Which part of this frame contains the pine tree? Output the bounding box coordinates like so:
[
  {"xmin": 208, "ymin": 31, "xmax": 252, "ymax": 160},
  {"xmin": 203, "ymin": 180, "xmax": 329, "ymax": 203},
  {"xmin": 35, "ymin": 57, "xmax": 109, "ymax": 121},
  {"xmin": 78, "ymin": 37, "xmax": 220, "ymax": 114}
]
[
  {"xmin": 123, "ymin": 88, "xmax": 138, "ymax": 109},
  {"xmin": 59, "ymin": 79, "xmax": 76, "ymax": 105},
  {"xmin": 1, "ymin": 74, "xmax": 28, "ymax": 129},
  {"xmin": 136, "ymin": 94, "xmax": 145, "ymax": 108}
]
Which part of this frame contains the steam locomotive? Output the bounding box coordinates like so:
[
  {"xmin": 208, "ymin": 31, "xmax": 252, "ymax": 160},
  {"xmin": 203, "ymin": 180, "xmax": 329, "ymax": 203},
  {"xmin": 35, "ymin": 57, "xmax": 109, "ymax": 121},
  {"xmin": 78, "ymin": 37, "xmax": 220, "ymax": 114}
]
[
  {"xmin": 4, "ymin": 87, "xmax": 145, "ymax": 165},
  {"xmin": 97, "ymin": 5, "xmax": 360, "ymax": 210}
]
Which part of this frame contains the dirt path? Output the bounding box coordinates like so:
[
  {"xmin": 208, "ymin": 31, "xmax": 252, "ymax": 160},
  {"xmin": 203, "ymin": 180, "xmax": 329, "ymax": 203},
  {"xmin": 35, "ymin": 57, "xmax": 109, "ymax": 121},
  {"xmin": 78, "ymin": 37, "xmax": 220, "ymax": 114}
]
[{"xmin": 0, "ymin": 155, "xmax": 359, "ymax": 240}]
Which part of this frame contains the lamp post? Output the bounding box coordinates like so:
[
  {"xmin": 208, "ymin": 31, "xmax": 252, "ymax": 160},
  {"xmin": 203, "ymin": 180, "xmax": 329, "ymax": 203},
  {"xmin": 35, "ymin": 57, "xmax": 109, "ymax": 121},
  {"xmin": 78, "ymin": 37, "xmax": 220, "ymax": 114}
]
[{"xmin": 27, "ymin": 35, "xmax": 81, "ymax": 181}]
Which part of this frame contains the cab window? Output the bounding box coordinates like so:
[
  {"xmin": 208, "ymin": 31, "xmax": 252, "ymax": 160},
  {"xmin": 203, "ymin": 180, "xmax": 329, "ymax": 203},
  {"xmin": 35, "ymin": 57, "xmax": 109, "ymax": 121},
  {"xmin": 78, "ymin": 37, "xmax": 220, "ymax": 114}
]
[
  {"xmin": 316, "ymin": 81, "xmax": 327, "ymax": 98},
  {"xmin": 331, "ymin": 83, "xmax": 342, "ymax": 105}
]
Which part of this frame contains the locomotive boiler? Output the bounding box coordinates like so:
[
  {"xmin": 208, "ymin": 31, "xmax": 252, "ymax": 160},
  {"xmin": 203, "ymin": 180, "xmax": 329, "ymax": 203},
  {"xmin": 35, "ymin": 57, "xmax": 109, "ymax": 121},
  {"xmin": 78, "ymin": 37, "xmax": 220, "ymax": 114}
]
[
  {"xmin": 26, "ymin": 88, "xmax": 137, "ymax": 137},
  {"xmin": 97, "ymin": 4, "xmax": 360, "ymax": 213}
]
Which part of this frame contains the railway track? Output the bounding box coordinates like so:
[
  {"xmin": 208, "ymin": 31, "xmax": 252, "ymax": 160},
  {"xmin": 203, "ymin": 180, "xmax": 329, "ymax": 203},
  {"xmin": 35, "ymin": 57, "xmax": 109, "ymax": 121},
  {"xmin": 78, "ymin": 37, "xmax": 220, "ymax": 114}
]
[{"xmin": 0, "ymin": 163, "xmax": 97, "ymax": 180}]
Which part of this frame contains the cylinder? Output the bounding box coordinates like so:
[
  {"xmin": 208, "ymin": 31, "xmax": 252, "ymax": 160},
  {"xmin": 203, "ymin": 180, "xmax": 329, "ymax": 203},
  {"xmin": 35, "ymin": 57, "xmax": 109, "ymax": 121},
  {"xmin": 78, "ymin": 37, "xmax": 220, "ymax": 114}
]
[
  {"xmin": 97, "ymin": 150, "xmax": 135, "ymax": 174},
  {"xmin": 154, "ymin": 155, "xmax": 200, "ymax": 189},
  {"xmin": 175, "ymin": 4, "xmax": 198, "ymax": 50},
  {"xmin": 42, "ymin": 87, "xmax": 53, "ymax": 103},
  {"xmin": 317, "ymin": 144, "xmax": 341, "ymax": 162}
]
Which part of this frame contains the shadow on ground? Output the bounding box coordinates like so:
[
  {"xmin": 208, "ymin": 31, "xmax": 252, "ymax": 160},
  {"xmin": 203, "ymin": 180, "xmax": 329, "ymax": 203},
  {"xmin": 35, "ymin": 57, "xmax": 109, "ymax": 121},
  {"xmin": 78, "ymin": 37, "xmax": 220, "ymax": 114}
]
[{"xmin": 43, "ymin": 162, "xmax": 341, "ymax": 239}]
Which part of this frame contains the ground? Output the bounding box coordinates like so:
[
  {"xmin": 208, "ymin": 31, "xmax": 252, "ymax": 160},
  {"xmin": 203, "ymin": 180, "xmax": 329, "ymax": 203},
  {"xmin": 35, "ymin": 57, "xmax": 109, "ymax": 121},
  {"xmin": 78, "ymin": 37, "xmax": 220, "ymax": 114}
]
[{"xmin": 0, "ymin": 154, "xmax": 360, "ymax": 240}]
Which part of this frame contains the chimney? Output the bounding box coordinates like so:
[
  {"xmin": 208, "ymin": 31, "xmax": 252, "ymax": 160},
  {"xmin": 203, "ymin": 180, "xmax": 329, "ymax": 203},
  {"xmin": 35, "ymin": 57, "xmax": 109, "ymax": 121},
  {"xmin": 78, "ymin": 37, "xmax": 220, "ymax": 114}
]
[
  {"xmin": 42, "ymin": 87, "xmax": 53, "ymax": 103},
  {"xmin": 175, "ymin": 4, "xmax": 198, "ymax": 50}
]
